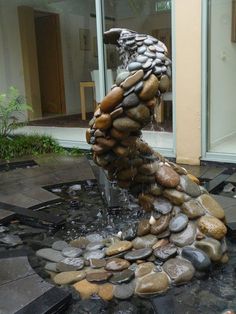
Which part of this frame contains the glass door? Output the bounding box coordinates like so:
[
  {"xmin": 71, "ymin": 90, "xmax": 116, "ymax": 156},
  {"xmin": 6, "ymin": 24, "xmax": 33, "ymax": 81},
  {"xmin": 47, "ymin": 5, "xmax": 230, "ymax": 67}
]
[{"xmin": 102, "ymin": 0, "xmax": 173, "ymax": 153}]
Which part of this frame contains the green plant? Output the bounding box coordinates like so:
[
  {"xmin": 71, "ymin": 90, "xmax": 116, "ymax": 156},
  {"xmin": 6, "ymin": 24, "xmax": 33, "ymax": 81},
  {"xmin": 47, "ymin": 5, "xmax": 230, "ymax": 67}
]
[{"xmin": 0, "ymin": 86, "xmax": 32, "ymax": 137}]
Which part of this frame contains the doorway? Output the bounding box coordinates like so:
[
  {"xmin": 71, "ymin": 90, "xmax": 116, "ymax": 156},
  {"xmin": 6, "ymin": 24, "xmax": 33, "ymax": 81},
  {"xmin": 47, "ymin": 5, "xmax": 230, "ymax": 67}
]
[{"xmin": 34, "ymin": 11, "xmax": 66, "ymax": 116}]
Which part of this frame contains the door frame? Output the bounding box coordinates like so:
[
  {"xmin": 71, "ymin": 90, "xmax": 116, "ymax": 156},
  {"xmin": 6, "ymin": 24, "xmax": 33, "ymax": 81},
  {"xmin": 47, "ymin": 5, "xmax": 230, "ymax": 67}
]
[{"xmin": 18, "ymin": 6, "xmax": 66, "ymax": 119}]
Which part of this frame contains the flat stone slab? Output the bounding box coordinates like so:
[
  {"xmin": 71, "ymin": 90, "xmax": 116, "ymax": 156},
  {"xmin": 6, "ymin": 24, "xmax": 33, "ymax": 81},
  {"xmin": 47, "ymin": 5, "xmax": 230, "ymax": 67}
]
[
  {"xmin": 0, "ymin": 202, "xmax": 65, "ymax": 228},
  {"xmin": 0, "ymin": 251, "xmax": 71, "ymax": 314},
  {"xmin": 225, "ymin": 172, "xmax": 236, "ymax": 183},
  {"xmin": 200, "ymin": 167, "xmax": 226, "ymax": 180},
  {"xmin": 0, "ymin": 209, "xmax": 16, "ymax": 223}
]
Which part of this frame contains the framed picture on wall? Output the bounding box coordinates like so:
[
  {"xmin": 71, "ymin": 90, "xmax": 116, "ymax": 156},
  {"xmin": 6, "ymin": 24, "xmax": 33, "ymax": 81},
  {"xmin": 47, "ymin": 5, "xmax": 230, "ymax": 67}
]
[
  {"xmin": 232, "ymin": 0, "xmax": 236, "ymax": 42},
  {"xmin": 79, "ymin": 28, "xmax": 91, "ymax": 51}
]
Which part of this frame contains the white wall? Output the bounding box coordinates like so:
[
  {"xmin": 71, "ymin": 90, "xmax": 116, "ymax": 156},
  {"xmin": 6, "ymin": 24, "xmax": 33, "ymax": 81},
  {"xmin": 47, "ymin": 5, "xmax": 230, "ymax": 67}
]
[
  {"xmin": 0, "ymin": 0, "xmax": 98, "ymax": 118},
  {"xmin": 0, "ymin": 5, "xmax": 25, "ymax": 97},
  {"xmin": 209, "ymin": 0, "xmax": 236, "ymax": 147}
]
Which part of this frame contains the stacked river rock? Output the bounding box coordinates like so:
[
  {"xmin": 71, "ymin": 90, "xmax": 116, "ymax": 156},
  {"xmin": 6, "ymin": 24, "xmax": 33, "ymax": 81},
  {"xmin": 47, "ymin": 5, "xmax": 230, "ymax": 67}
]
[{"xmin": 85, "ymin": 28, "xmax": 229, "ymax": 297}]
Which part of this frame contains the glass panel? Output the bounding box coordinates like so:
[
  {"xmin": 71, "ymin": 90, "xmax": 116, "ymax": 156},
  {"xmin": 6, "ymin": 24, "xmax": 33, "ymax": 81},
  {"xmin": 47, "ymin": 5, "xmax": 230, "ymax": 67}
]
[
  {"xmin": 0, "ymin": 0, "xmax": 97, "ymax": 127},
  {"xmin": 103, "ymin": 0, "xmax": 173, "ymax": 149},
  {"xmin": 208, "ymin": 0, "xmax": 236, "ymax": 154}
]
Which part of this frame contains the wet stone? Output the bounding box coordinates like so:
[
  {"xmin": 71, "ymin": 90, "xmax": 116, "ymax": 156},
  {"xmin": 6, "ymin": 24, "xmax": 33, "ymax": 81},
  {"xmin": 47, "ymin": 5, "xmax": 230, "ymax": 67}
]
[
  {"xmin": 144, "ymin": 51, "xmax": 156, "ymax": 59},
  {"xmin": 126, "ymin": 104, "xmax": 150, "ymax": 123},
  {"xmin": 83, "ymin": 250, "xmax": 105, "ymax": 260},
  {"xmin": 139, "ymin": 74, "xmax": 159, "ymax": 101},
  {"xmin": 105, "ymin": 258, "xmax": 130, "ymax": 271},
  {"xmin": 156, "ymin": 165, "xmax": 180, "ymax": 188},
  {"xmin": 44, "ymin": 262, "xmax": 58, "ymax": 273},
  {"xmin": 86, "ymin": 242, "xmax": 104, "ymax": 251},
  {"xmin": 135, "ymin": 262, "xmax": 155, "ymax": 278},
  {"xmin": 182, "ymin": 246, "xmax": 211, "ymax": 271},
  {"xmin": 123, "ymin": 92, "xmax": 140, "ymax": 108},
  {"xmin": 128, "ymin": 62, "xmax": 142, "ymax": 71},
  {"xmin": 121, "ymin": 69, "xmax": 144, "ymax": 90},
  {"xmin": 121, "ymin": 225, "xmax": 137, "ymax": 241},
  {"xmin": 136, "ymin": 55, "xmax": 148, "ymax": 63},
  {"xmin": 116, "ymin": 71, "xmax": 130, "ymax": 86},
  {"xmin": 153, "ymin": 197, "xmax": 172, "ymax": 214},
  {"xmin": 124, "ymin": 248, "xmax": 152, "ymax": 261},
  {"xmin": 98, "ymin": 283, "xmax": 114, "ymax": 301},
  {"xmin": 170, "ymin": 222, "xmax": 196, "ymax": 247},
  {"xmin": 137, "ymin": 46, "xmax": 147, "ymax": 54},
  {"xmin": 142, "ymin": 60, "xmax": 152, "ymax": 70},
  {"xmin": 163, "ymin": 257, "xmax": 195, "ymax": 285},
  {"xmin": 70, "ymin": 237, "xmax": 89, "ymax": 249},
  {"xmin": 144, "ymin": 38, "xmax": 153, "ymax": 45},
  {"xmin": 36, "ymin": 248, "xmax": 64, "ymax": 263},
  {"xmin": 123, "ymin": 86, "xmax": 135, "ymax": 97},
  {"xmin": 62, "ymin": 247, "xmax": 83, "ymax": 258},
  {"xmin": 52, "ymin": 240, "xmax": 68, "ymax": 251},
  {"xmin": 169, "ymin": 213, "xmax": 188, "ymax": 233},
  {"xmin": 197, "ymin": 194, "xmax": 225, "ymax": 220},
  {"xmin": 57, "ymin": 257, "xmax": 84, "ymax": 271},
  {"xmin": 86, "ymin": 233, "xmax": 104, "ymax": 243},
  {"xmin": 54, "ymin": 270, "xmax": 85, "ymax": 285},
  {"xmin": 137, "ymin": 219, "xmax": 150, "ymax": 236},
  {"xmin": 163, "ymin": 189, "xmax": 186, "ymax": 206},
  {"xmin": 90, "ymin": 258, "xmax": 106, "ymax": 268},
  {"xmin": 113, "ymin": 117, "xmax": 141, "ymax": 132},
  {"xmin": 198, "ymin": 216, "xmax": 227, "ymax": 240},
  {"xmin": 154, "ymin": 244, "xmax": 177, "ymax": 261},
  {"xmin": 100, "ymin": 87, "xmax": 124, "ymax": 113},
  {"xmin": 181, "ymin": 199, "xmax": 205, "ymax": 219},
  {"xmin": 135, "ymin": 272, "xmax": 169, "ymax": 296},
  {"xmin": 132, "ymin": 234, "xmax": 158, "ymax": 249},
  {"xmin": 86, "ymin": 271, "xmax": 112, "ymax": 282},
  {"xmin": 179, "ymin": 175, "xmax": 201, "ymax": 197},
  {"xmin": 150, "ymin": 214, "xmax": 170, "ymax": 235},
  {"xmin": 106, "ymin": 240, "xmax": 132, "ymax": 256},
  {"xmin": 113, "ymin": 280, "xmax": 135, "ymax": 299},
  {"xmin": 73, "ymin": 279, "xmax": 99, "ymax": 299},
  {"xmin": 0, "ymin": 234, "xmax": 23, "ymax": 247},
  {"xmin": 143, "ymin": 69, "xmax": 152, "ymax": 80},
  {"xmin": 195, "ymin": 238, "xmax": 222, "ymax": 261},
  {"xmin": 110, "ymin": 269, "xmax": 134, "ymax": 284},
  {"xmin": 134, "ymin": 81, "xmax": 144, "ymax": 93}
]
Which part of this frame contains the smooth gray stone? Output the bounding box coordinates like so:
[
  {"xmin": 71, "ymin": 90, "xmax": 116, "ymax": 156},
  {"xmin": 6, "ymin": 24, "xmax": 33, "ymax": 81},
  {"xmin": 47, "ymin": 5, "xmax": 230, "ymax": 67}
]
[
  {"xmin": 116, "ymin": 71, "xmax": 130, "ymax": 86},
  {"xmin": 163, "ymin": 257, "xmax": 195, "ymax": 285},
  {"xmin": 52, "ymin": 240, "xmax": 68, "ymax": 251},
  {"xmin": 121, "ymin": 225, "xmax": 137, "ymax": 241},
  {"xmin": 153, "ymin": 197, "xmax": 173, "ymax": 215},
  {"xmin": 44, "ymin": 262, "xmax": 58, "ymax": 272},
  {"xmin": 137, "ymin": 46, "xmax": 147, "ymax": 54},
  {"xmin": 136, "ymin": 55, "xmax": 148, "ymax": 63},
  {"xmin": 143, "ymin": 69, "xmax": 152, "ymax": 80},
  {"xmin": 123, "ymin": 92, "xmax": 140, "ymax": 108},
  {"xmin": 154, "ymin": 66, "xmax": 162, "ymax": 75},
  {"xmin": 110, "ymin": 269, "xmax": 134, "ymax": 284},
  {"xmin": 144, "ymin": 51, "xmax": 156, "ymax": 58},
  {"xmin": 134, "ymin": 81, "xmax": 144, "ymax": 93},
  {"xmin": 86, "ymin": 242, "xmax": 104, "ymax": 251},
  {"xmin": 0, "ymin": 234, "xmax": 23, "ymax": 247},
  {"xmin": 182, "ymin": 247, "xmax": 211, "ymax": 271},
  {"xmin": 62, "ymin": 246, "xmax": 83, "ymax": 258},
  {"xmin": 142, "ymin": 60, "xmax": 152, "ymax": 70},
  {"xmin": 113, "ymin": 280, "xmax": 135, "ymax": 299},
  {"xmin": 144, "ymin": 38, "xmax": 153, "ymax": 45},
  {"xmin": 83, "ymin": 249, "xmax": 105, "ymax": 260},
  {"xmin": 124, "ymin": 248, "xmax": 152, "ymax": 261},
  {"xmin": 36, "ymin": 248, "xmax": 64, "ymax": 263},
  {"xmin": 156, "ymin": 46, "xmax": 165, "ymax": 53},
  {"xmin": 128, "ymin": 62, "xmax": 142, "ymax": 71},
  {"xmin": 170, "ymin": 222, "xmax": 196, "ymax": 247},
  {"xmin": 57, "ymin": 257, "xmax": 84, "ymax": 271},
  {"xmin": 169, "ymin": 214, "xmax": 189, "ymax": 233},
  {"xmin": 154, "ymin": 244, "xmax": 177, "ymax": 261},
  {"xmin": 179, "ymin": 175, "xmax": 201, "ymax": 197},
  {"xmin": 86, "ymin": 233, "xmax": 103, "ymax": 243}
]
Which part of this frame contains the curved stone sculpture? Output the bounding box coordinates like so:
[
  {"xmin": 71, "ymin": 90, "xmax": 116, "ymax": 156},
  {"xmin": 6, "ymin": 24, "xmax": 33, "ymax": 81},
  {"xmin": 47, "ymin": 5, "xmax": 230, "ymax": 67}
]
[{"xmin": 86, "ymin": 28, "xmax": 228, "ymax": 293}]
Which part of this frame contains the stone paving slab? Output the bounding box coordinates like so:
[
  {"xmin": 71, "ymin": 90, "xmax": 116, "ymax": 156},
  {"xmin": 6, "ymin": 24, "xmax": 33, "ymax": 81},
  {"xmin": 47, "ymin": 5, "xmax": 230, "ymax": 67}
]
[
  {"xmin": 180, "ymin": 164, "xmax": 209, "ymax": 178},
  {"xmin": 0, "ymin": 209, "xmax": 16, "ymax": 224},
  {"xmin": 225, "ymin": 172, "xmax": 236, "ymax": 183},
  {"xmin": 0, "ymin": 251, "xmax": 71, "ymax": 314},
  {"xmin": 0, "ymin": 202, "xmax": 65, "ymax": 227},
  {"xmin": 200, "ymin": 166, "xmax": 227, "ymax": 180}
]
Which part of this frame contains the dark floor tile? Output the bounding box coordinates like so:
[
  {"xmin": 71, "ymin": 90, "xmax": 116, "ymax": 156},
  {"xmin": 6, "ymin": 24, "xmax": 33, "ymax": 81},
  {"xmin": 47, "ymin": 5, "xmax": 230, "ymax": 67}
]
[
  {"xmin": 203, "ymin": 174, "xmax": 230, "ymax": 192},
  {"xmin": 0, "ymin": 256, "xmax": 34, "ymax": 285},
  {"xmin": 179, "ymin": 164, "xmax": 209, "ymax": 178},
  {"xmin": 225, "ymin": 172, "xmax": 236, "ymax": 183},
  {"xmin": 0, "ymin": 274, "xmax": 53, "ymax": 314},
  {"xmin": 200, "ymin": 167, "xmax": 227, "ymax": 180},
  {"xmin": 0, "ymin": 209, "xmax": 16, "ymax": 223},
  {"xmin": 151, "ymin": 294, "xmax": 175, "ymax": 314}
]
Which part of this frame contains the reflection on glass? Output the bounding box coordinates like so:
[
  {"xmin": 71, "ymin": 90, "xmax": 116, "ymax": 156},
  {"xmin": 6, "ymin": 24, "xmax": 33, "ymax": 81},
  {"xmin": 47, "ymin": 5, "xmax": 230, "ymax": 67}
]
[
  {"xmin": 208, "ymin": 0, "xmax": 236, "ymax": 154},
  {"xmin": 103, "ymin": 0, "xmax": 172, "ymax": 136}
]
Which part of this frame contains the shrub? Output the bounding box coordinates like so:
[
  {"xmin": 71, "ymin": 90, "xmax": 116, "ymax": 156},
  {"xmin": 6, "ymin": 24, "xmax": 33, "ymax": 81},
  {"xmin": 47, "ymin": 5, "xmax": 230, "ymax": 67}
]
[{"xmin": 0, "ymin": 86, "xmax": 32, "ymax": 137}]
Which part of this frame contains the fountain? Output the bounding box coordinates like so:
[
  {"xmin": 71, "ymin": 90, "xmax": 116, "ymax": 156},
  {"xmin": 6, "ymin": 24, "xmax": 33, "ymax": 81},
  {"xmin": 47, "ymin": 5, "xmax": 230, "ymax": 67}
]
[{"xmin": 86, "ymin": 28, "xmax": 229, "ymax": 295}]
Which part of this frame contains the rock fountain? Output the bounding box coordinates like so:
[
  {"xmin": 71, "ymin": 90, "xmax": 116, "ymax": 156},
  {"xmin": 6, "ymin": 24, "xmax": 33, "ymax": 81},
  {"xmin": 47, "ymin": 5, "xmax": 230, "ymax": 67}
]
[{"xmin": 85, "ymin": 28, "xmax": 229, "ymax": 296}]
